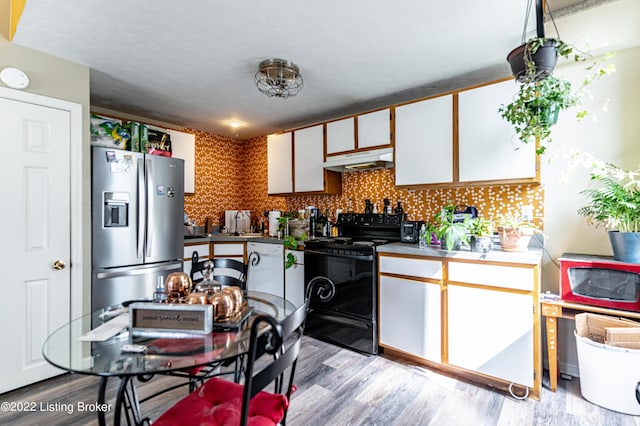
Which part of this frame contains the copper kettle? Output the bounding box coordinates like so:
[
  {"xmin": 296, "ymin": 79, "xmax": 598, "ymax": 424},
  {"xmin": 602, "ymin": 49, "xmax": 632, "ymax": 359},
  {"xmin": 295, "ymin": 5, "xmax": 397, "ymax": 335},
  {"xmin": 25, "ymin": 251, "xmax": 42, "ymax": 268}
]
[
  {"xmin": 164, "ymin": 272, "xmax": 191, "ymax": 300},
  {"xmin": 184, "ymin": 291, "xmax": 210, "ymax": 305},
  {"xmin": 222, "ymin": 286, "xmax": 244, "ymax": 312},
  {"xmin": 209, "ymin": 291, "xmax": 234, "ymax": 322}
]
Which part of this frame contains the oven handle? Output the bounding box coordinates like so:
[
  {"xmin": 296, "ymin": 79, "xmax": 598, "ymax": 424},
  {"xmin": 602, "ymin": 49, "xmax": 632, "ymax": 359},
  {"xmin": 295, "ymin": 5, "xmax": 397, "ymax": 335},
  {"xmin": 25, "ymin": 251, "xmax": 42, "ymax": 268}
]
[{"xmin": 304, "ymin": 249, "xmax": 374, "ymax": 262}]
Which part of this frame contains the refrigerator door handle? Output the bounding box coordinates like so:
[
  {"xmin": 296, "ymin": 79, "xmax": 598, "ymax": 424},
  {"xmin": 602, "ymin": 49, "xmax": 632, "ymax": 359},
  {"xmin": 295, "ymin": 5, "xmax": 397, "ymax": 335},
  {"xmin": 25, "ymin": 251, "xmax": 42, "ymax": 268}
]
[
  {"xmin": 137, "ymin": 158, "xmax": 145, "ymax": 259},
  {"xmin": 95, "ymin": 263, "xmax": 181, "ymax": 279},
  {"xmin": 146, "ymin": 158, "xmax": 153, "ymax": 257}
]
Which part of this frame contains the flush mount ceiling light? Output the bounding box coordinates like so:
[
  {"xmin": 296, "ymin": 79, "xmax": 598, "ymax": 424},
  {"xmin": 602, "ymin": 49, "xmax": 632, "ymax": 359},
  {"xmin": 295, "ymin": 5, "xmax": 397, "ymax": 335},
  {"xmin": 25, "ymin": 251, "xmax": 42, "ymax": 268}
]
[
  {"xmin": 226, "ymin": 120, "xmax": 243, "ymax": 128},
  {"xmin": 254, "ymin": 58, "xmax": 303, "ymax": 99}
]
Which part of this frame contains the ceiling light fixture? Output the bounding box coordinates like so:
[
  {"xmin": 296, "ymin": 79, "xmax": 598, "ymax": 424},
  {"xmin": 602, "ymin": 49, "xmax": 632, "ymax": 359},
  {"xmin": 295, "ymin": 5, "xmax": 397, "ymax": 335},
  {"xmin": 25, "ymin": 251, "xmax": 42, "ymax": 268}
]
[{"xmin": 254, "ymin": 58, "xmax": 303, "ymax": 99}]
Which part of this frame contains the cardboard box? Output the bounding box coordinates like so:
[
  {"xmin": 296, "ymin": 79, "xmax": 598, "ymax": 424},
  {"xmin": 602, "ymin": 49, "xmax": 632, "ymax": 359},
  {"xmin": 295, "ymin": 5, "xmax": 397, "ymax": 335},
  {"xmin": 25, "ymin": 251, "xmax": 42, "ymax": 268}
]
[
  {"xmin": 146, "ymin": 125, "xmax": 172, "ymax": 157},
  {"xmin": 605, "ymin": 327, "xmax": 640, "ymax": 349},
  {"xmin": 123, "ymin": 121, "xmax": 141, "ymax": 152},
  {"xmin": 575, "ymin": 312, "xmax": 640, "ymax": 345},
  {"xmin": 90, "ymin": 114, "xmax": 131, "ymax": 150}
]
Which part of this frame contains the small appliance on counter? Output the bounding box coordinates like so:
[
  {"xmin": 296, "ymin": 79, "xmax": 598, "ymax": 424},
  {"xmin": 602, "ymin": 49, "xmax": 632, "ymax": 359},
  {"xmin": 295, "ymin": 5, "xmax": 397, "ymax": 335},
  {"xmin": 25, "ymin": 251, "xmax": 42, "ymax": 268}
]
[
  {"xmin": 453, "ymin": 205, "xmax": 478, "ymax": 222},
  {"xmin": 560, "ymin": 253, "xmax": 640, "ymax": 312},
  {"xmin": 400, "ymin": 220, "xmax": 425, "ymax": 243}
]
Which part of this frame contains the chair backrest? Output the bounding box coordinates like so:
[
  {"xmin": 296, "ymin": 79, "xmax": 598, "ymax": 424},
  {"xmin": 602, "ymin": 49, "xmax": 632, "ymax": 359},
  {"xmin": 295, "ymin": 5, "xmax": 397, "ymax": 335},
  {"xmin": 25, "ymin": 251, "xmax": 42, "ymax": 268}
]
[
  {"xmin": 190, "ymin": 252, "xmax": 248, "ymax": 290},
  {"xmin": 189, "ymin": 251, "xmax": 207, "ymax": 284},
  {"xmin": 240, "ymin": 298, "xmax": 309, "ymax": 426}
]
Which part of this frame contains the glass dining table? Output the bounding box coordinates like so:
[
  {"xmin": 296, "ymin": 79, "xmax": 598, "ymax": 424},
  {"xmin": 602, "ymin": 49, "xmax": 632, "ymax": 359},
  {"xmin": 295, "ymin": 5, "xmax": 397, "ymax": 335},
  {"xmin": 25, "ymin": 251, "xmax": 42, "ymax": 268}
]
[{"xmin": 42, "ymin": 291, "xmax": 296, "ymax": 426}]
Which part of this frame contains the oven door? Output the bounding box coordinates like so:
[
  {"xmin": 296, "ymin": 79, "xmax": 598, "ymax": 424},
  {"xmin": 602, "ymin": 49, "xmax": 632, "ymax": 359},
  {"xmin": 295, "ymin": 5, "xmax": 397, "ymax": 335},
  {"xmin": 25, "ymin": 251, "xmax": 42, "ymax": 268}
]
[
  {"xmin": 304, "ymin": 249, "xmax": 376, "ymax": 320},
  {"xmin": 304, "ymin": 248, "xmax": 378, "ymax": 354}
]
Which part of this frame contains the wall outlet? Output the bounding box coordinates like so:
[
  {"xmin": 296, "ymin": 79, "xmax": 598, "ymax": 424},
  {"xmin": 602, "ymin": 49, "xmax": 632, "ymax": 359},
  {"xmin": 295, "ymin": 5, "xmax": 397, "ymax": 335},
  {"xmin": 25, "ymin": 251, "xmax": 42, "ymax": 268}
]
[{"xmin": 521, "ymin": 205, "xmax": 533, "ymax": 222}]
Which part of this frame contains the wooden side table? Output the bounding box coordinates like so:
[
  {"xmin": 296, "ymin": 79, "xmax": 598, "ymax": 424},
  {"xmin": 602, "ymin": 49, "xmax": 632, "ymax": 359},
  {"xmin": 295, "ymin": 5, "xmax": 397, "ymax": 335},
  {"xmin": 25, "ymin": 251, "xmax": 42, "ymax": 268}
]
[{"xmin": 541, "ymin": 299, "xmax": 640, "ymax": 391}]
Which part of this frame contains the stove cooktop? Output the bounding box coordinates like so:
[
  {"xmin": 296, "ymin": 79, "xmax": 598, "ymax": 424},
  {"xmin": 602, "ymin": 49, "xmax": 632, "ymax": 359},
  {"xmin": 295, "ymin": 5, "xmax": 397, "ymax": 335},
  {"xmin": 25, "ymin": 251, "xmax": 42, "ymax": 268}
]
[{"xmin": 306, "ymin": 213, "xmax": 401, "ymax": 253}]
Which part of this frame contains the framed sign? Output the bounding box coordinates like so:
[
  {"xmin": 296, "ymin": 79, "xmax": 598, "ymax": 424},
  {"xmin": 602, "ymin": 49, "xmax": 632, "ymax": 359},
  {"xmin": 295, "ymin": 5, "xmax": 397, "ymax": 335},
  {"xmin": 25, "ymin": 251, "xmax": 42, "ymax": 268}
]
[{"xmin": 129, "ymin": 303, "xmax": 213, "ymax": 335}]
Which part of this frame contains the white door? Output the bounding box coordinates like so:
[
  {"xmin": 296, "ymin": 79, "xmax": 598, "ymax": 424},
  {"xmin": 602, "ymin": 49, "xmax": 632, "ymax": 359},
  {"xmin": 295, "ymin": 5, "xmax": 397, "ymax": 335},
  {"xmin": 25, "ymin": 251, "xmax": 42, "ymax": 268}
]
[{"xmin": 0, "ymin": 96, "xmax": 72, "ymax": 393}]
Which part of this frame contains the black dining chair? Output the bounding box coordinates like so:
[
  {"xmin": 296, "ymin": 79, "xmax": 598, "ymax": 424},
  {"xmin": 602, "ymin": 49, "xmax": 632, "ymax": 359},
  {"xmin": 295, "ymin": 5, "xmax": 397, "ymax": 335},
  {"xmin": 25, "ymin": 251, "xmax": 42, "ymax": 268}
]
[
  {"xmin": 190, "ymin": 251, "xmax": 248, "ymax": 290},
  {"xmin": 153, "ymin": 297, "xmax": 309, "ymax": 426}
]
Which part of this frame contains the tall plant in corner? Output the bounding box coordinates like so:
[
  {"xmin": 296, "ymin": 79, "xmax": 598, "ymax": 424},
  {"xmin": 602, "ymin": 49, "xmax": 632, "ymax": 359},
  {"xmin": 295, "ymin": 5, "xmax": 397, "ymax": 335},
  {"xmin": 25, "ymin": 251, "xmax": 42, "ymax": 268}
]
[
  {"xmin": 499, "ymin": 0, "xmax": 614, "ymax": 155},
  {"xmin": 573, "ymin": 152, "xmax": 640, "ymax": 263}
]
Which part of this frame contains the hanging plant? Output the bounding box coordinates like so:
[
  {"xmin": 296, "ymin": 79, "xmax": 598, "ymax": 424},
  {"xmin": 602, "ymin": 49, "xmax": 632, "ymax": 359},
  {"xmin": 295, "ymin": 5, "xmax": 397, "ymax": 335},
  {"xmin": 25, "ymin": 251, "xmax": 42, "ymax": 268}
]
[
  {"xmin": 499, "ymin": 0, "xmax": 615, "ymax": 155},
  {"xmin": 499, "ymin": 74, "xmax": 578, "ymax": 155}
]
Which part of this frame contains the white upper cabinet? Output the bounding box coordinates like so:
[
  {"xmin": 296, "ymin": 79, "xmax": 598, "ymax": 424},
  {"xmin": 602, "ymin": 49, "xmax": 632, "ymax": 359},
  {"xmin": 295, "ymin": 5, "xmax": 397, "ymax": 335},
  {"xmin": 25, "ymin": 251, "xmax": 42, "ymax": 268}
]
[
  {"xmin": 395, "ymin": 95, "xmax": 453, "ymax": 186},
  {"xmin": 458, "ymin": 80, "xmax": 537, "ymax": 182},
  {"xmin": 169, "ymin": 130, "xmax": 196, "ymax": 193},
  {"xmin": 267, "ymin": 133, "xmax": 293, "ymax": 194},
  {"xmin": 357, "ymin": 108, "xmax": 391, "ymax": 149},
  {"xmin": 294, "ymin": 125, "xmax": 324, "ymax": 192},
  {"xmin": 326, "ymin": 117, "xmax": 355, "ymax": 155}
]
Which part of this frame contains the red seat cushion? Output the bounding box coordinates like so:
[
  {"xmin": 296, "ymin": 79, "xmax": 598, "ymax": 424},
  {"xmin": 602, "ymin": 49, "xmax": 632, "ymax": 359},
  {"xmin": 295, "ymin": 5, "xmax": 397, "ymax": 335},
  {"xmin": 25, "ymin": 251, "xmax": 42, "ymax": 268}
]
[
  {"xmin": 153, "ymin": 377, "xmax": 289, "ymax": 426},
  {"xmin": 148, "ymin": 333, "xmax": 233, "ymax": 376}
]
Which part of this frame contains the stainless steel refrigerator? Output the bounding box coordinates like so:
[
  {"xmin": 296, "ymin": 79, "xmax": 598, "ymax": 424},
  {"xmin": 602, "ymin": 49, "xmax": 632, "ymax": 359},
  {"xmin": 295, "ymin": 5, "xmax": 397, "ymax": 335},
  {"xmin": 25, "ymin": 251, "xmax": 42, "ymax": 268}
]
[{"xmin": 92, "ymin": 146, "xmax": 184, "ymax": 312}]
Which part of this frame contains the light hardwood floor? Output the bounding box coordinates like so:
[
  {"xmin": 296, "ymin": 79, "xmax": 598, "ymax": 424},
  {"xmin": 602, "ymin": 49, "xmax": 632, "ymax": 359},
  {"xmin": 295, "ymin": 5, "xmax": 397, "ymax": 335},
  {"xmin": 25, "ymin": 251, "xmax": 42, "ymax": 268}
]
[{"xmin": 1, "ymin": 336, "xmax": 639, "ymax": 425}]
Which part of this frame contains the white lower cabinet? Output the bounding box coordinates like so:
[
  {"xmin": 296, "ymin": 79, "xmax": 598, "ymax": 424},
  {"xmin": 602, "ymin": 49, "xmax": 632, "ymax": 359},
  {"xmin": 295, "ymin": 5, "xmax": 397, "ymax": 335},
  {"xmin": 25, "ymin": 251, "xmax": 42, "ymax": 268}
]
[
  {"xmin": 284, "ymin": 250, "xmax": 304, "ymax": 307},
  {"xmin": 379, "ymin": 276, "xmax": 441, "ymax": 363},
  {"xmin": 378, "ymin": 251, "xmax": 540, "ymax": 397},
  {"xmin": 246, "ymin": 242, "xmax": 284, "ymax": 298},
  {"xmin": 447, "ymin": 284, "xmax": 534, "ymax": 388}
]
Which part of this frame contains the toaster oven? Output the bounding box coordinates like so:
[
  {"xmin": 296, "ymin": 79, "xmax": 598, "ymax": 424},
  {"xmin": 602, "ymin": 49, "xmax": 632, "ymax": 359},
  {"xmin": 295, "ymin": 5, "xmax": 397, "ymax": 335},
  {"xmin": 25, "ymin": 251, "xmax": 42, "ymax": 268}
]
[
  {"xmin": 560, "ymin": 253, "xmax": 640, "ymax": 312},
  {"xmin": 400, "ymin": 221, "xmax": 425, "ymax": 243}
]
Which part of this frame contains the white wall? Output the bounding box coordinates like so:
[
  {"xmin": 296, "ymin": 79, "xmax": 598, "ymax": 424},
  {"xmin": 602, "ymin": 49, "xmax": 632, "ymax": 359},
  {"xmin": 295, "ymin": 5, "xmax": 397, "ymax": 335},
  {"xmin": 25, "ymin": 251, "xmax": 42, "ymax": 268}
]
[{"xmin": 540, "ymin": 0, "xmax": 640, "ymax": 375}]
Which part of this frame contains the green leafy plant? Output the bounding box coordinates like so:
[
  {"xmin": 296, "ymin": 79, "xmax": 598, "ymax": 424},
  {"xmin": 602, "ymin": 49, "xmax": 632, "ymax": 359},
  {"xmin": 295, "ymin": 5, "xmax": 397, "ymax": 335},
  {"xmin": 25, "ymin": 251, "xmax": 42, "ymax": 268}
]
[
  {"xmin": 577, "ymin": 172, "xmax": 640, "ymax": 232},
  {"xmin": 432, "ymin": 205, "xmax": 470, "ymax": 251},
  {"xmin": 283, "ymin": 235, "xmax": 298, "ymax": 269},
  {"xmin": 500, "ymin": 37, "xmax": 615, "ymax": 155},
  {"xmin": 465, "ymin": 217, "xmax": 493, "ymax": 237},
  {"xmin": 499, "ymin": 75, "xmax": 577, "ymax": 155},
  {"xmin": 494, "ymin": 212, "xmax": 540, "ymax": 252},
  {"xmin": 495, "ymin": 212, "xmax": 535, "ymax": 235}
]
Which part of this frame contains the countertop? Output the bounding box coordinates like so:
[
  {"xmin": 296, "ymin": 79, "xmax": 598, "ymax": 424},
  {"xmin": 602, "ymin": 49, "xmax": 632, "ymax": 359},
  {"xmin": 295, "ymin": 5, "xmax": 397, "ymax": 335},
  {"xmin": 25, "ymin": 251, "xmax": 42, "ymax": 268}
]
[
  {"xmin": 184, "ymin": 237, "xmax": 543, "ymax": 263},
  {"xmin": 376, "ymin": 242, "xmax": 543, "ymax": 265},
  {"xmin": 183, "ymin": 233, "xmax": 295, "ymax": 246}
]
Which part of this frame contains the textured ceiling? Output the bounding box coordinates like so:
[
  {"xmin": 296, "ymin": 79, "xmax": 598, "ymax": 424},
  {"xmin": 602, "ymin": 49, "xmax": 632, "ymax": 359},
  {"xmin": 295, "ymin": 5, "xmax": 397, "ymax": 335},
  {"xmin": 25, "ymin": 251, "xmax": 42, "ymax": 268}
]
[{"xmin": 12, "ymin": 0, "xmax": 606, "ymax": 138}]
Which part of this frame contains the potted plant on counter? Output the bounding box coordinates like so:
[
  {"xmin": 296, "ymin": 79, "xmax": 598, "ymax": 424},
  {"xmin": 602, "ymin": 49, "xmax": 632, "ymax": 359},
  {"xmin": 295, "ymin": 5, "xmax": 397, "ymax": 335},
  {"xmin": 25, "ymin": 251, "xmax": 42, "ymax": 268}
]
[
  {"xmin": 466, "ymin": 217, "xmax": 493, "ymax": 253},
  {"xmin": 577, "ymin": 164, "xmax": 640, "ymax": 263},
  {"xmin": 495, "ymin": 212, "xmax": 537, "ymax": 252},
  {"xmin": 433, "ymin": 205, "xmax": 470, "ymax": 251}
]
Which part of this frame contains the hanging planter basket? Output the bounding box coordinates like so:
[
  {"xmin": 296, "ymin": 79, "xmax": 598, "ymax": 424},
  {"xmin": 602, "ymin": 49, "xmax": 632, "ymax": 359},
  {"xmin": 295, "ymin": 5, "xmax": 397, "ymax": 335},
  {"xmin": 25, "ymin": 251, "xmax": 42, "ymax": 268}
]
[
  {"xmin": 508, "ymin": 39, "xmax": 560, "ymax": 82},
  {"xmin": 527, "ymin": 101, "xmax": 560, "ymax": 125},
  {"xmin": 507, "ymin": 0, "xmax": 561, "ymax": 82}
]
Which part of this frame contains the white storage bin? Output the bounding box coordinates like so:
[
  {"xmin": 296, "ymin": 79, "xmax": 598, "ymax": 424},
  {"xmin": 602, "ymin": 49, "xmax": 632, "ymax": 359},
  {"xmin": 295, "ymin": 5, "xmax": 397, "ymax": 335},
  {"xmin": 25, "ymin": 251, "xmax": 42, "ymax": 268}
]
[{"xmin": 575, "ymin": 330, "xmax": 640, "ymax": 415}]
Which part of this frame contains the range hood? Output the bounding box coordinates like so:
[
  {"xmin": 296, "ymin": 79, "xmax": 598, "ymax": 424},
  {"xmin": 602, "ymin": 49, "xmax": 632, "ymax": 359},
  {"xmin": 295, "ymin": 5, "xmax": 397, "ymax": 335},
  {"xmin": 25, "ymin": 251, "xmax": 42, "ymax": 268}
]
[{"xmin": 323, "ymin": 147, "xmax": 394, "ymax": 172}]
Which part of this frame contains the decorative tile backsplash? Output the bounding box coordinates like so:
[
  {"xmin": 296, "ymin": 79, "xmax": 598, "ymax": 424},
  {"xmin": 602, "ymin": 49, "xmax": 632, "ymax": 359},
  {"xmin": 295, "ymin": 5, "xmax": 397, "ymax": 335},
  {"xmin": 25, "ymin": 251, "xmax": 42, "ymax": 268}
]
[
  {"xmin": 286, "ymin": 168, "xmax": 544, "ymax": 226},
  {"xmin": 184, "ymin": 132, "xmax": 286, "ymax": 228},
  {"xmin": 185, "ymin": 132, "xmax": 543, "ymax": 229}
]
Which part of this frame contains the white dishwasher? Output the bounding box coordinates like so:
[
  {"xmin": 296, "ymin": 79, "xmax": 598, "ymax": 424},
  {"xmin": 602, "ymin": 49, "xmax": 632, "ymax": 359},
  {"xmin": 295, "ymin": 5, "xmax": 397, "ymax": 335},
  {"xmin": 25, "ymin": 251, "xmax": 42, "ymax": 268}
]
[{"xmin": 246, "ymin": 242, "xmax": 284, "ymax": 298}]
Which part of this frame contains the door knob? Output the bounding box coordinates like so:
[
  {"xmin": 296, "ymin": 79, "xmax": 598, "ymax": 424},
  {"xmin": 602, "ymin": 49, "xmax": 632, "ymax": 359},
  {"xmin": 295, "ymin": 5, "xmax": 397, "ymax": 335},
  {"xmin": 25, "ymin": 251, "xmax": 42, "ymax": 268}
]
[{"xmin": 53, "ymin": 260, "xmax": 66, "ymax": 270}]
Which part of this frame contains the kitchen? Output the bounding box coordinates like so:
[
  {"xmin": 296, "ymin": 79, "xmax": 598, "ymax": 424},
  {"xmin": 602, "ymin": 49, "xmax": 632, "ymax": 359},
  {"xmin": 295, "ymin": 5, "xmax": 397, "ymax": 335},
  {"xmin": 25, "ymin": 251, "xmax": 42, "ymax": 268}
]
[{"xmin": 1, "ymin": 0, "xmax": 640, "ymax": 424}]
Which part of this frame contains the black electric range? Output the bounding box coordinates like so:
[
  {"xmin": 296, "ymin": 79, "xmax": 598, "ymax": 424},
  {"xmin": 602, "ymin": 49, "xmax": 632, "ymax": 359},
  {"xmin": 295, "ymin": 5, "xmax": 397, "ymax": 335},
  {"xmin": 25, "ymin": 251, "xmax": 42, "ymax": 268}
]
[{"xmin": 304, "ymin": 213, "xmax": 401, "ymax": 355}]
